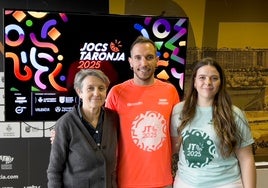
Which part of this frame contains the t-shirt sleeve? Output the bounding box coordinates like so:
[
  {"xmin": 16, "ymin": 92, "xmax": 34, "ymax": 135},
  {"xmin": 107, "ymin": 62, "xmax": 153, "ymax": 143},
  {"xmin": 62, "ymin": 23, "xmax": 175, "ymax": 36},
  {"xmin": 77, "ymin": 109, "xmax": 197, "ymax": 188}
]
[
  {"xmin": 170, "ymin": 102, "xmax": 183, "ymax": 137},
  {"xmin": 171, "ymin": 84, "xmax": 180, "ymax": 105},
  {"xmin": 105, "ymin": 87, "xmax": 117, "ymax": 110},
  {"xmin": 233, "ymin": 106, "xmax": 255, "ymax": 148}
]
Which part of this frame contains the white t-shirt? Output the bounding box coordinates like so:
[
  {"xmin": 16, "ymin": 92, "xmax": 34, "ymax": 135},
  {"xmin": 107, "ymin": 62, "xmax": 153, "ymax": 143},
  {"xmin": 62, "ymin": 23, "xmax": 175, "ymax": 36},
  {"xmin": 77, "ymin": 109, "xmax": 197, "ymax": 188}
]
[{"xmin": 171, "ymin": 101, "xmax": 254, "ymax": 188}]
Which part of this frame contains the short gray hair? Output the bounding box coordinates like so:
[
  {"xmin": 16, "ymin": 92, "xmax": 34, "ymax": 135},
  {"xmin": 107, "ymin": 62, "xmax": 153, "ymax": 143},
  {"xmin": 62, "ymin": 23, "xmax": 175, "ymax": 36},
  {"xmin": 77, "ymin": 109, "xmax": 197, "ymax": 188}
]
[{"xmin": 73, "ymin": 69, "xmax": 110, "ymax": 91}]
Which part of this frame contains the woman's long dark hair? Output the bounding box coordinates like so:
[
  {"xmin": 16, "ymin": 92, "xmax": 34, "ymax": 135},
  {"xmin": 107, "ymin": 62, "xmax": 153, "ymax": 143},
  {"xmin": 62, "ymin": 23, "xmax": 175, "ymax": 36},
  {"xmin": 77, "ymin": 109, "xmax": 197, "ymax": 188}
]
[{"xmin": 178, "ymin": 57, "xmax": 241, "ymax": 157}]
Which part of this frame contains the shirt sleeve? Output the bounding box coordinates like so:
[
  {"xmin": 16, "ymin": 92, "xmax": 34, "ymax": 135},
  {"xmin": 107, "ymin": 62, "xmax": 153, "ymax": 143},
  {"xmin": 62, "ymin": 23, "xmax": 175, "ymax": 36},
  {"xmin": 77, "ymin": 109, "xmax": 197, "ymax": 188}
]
[
  {"xmin": 170, "ymin": 102, "xmax": 183, "ymax": 137},
  {"xmin": 105, "ymin": 86, "xmax": 117, "ymax": 110},
  {"xmin": 233, "ymin": 106, "xmax": 255, "ymax": 148}
]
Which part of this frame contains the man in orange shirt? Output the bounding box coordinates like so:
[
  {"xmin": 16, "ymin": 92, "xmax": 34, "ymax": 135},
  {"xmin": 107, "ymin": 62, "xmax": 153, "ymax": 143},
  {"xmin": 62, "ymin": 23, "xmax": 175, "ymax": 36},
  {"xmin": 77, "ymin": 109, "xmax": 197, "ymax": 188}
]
[{"xmin": 105, "ymin": 36, "xmax": 180, "ymax": 188}]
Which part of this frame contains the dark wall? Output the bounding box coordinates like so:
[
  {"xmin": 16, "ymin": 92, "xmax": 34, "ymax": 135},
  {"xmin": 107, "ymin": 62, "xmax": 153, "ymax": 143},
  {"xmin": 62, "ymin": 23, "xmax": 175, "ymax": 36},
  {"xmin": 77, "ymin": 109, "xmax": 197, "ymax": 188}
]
[{"xmin": 0, "ymin": 0, "xmax": 109, "ymax": 14}]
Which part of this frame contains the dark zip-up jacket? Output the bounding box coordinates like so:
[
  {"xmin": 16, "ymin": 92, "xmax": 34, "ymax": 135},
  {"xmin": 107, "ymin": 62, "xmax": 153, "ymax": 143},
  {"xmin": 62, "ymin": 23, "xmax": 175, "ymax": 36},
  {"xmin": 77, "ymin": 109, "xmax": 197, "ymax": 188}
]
[{"xmin": 47, "ymin": 106, "xmax": 119, "ymax": 188}]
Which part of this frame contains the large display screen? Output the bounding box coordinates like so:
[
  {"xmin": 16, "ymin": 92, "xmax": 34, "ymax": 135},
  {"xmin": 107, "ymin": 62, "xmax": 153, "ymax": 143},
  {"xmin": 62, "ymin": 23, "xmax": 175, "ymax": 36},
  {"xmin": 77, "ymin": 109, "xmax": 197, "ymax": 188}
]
[{"xmin": 4, "ymin": 9, "xmax": 188, "ymax": 121}]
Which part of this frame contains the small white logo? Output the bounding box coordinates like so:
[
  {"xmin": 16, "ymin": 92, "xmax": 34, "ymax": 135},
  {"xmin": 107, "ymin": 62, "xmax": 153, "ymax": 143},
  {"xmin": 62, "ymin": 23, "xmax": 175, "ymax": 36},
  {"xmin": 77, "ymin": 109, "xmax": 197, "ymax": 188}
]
[
  {"xmin": 15, "ymin": 96, "xmax": 27, "ymax": 104},
  {"xmin": 15, "ymin": 106, "xmax": 27, "ymax": 114},
  {"xmin": 0, "ymin": 155, "xmax": 14, "ymax": 164}
]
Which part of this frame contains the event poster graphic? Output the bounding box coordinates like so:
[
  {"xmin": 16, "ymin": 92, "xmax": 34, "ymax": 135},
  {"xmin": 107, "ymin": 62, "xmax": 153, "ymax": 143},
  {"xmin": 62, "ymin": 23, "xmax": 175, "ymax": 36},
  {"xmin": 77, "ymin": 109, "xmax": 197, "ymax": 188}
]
[{"xmin": 4, "ymin": 9, "xmax": 188, "ymax": 121}]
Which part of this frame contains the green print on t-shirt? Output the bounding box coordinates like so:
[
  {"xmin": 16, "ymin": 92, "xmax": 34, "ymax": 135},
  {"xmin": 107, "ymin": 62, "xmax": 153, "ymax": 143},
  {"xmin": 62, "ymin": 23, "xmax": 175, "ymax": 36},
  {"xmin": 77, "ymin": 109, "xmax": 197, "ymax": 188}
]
[{"xmin": 182, "ymin": 129, "xmax": 216, "ymax": 168}]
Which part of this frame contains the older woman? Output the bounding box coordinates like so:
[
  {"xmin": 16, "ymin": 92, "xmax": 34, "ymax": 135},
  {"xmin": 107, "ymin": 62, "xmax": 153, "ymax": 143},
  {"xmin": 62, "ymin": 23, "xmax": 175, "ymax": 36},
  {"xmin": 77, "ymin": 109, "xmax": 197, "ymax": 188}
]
[{"xmin": 47, "ymin": 69, "xmax": 119, "ymax": 188}]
